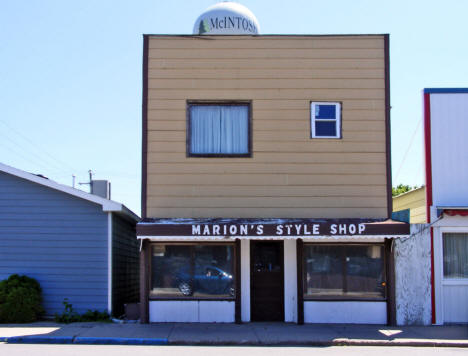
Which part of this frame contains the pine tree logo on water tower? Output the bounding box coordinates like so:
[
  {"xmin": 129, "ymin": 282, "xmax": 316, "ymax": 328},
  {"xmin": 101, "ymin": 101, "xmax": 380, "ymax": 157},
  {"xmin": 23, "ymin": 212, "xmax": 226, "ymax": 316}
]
[{"xmin": 199, "ymin": 20, "xmax": 211, "ymax": 34}]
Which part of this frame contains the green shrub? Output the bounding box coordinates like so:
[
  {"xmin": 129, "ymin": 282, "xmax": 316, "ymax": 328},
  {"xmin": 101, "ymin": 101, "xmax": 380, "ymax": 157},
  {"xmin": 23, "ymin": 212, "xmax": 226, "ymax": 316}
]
[
  {"xmin": 54, "ymin": 298, "xmax": 110, "ymax": 323},
  {"xmin": 0, "ymin": 274, "xmax": 44, "ymax": 323}
]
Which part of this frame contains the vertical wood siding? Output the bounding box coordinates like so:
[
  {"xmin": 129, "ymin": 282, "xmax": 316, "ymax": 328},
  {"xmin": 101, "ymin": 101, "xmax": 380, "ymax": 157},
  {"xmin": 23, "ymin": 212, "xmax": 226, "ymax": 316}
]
[
  {"xmin": 112, "ymin": 214, "xmax": 139, "ymax": 317},
  {"xmin": 145, "ymin": 35, "xmax": 388, "ymax": 218},
  {"xmin": 0, "ymin": 172, "xmax": 108, "ymax": 316}
]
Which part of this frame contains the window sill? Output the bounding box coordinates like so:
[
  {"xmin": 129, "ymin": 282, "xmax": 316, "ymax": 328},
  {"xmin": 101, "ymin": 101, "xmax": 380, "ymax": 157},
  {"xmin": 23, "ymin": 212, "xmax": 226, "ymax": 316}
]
[
  {"xmin": 304, "ymin": 297, "xmax": 386, "ymax": 302},
  {"xmin": 187, "ymin": 153, "xmax": 252, "ymax": 158}
]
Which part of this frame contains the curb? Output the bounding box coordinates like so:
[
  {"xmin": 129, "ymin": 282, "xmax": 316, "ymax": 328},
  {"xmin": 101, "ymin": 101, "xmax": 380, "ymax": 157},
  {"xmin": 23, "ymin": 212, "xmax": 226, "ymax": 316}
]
[
  {"xmin": 0, "ymin": 336, "xmax": 168, "ymax": 346},
  {"xmin": 6, "ymin": 336, "xmax": 74, "ymax": 344},
  {"xmin": 0, "ymin": 336, "xmax": 467, "ymax": 347},
  {"xmin": 168, "ymin": 340, "xmax": 468, "ymax": 348},
  {"xmin": 74, "ymin": 337, "xmax": 168, "ymax": 345}
]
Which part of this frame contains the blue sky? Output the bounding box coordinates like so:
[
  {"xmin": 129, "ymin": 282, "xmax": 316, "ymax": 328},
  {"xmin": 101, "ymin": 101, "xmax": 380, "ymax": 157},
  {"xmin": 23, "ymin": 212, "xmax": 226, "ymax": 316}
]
[{"xmin": 1, "ymin": 0, "xmax": 467, "ymax": 215}]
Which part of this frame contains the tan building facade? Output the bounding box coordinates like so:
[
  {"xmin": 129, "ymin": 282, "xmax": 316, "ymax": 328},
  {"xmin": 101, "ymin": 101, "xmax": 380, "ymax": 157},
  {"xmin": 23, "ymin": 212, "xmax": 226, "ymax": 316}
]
[
  {"xmin": 138, "ymin": 34, "xmax": 409, "ymax": 325},
  {"xmin": 143, "ymin": 35, "xmax": 390, "ymax": 219}
]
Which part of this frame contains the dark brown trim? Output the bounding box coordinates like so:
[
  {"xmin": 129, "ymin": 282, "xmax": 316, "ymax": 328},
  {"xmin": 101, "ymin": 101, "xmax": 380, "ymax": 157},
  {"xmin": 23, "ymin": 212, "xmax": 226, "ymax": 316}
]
[
  {"xmin": 141, "ymin": 35, "xmax": 149, "ymax": 219},
  {"xmin": 186, "ymin": 100, "xmax": 253, "ymax": 158},
  {"xmin": 143, "ymin": 34, "xmax": 395, "ymax": 38},
  {"xmin": 235, "ymin": 238, "xmax": 242, "ymax": 323},
  {"xmin": 385, "ymin": 238, "xmax": 396, "ymax": 326},
  {"xmin": 296, "ymin": 239, "xmax": 304, "ymax": 325},
  {"xmin": 384, "ymin": 34, "xmax": 392, "ymax": 219},
  {"xmin": 137, "ymin": 218, "xmax": 410, "ymax": 237},
  {"xmin": 139, "ymin": 239, "xmax": 149, "ymax": 323},
  {"xmin": 149, "ymin": 297, "xmax": 235, "ymax": 302},
  {"xmin": 303, "ymin": 297, "xmax": 387, "ymax": 302}
]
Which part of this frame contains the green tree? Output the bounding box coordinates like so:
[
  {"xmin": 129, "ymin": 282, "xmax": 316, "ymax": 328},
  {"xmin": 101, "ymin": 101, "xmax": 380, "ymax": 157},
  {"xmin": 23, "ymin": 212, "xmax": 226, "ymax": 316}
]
[{"xmin": 392, "ymin": 184, "xmax": 420, "ymax": 197}]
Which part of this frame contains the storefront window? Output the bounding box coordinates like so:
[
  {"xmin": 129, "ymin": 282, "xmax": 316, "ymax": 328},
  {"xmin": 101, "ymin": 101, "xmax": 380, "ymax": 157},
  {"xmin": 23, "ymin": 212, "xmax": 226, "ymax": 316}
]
[
  {"xmin": 304, "ymin": 244, "xmax": 385, "ymax": 300},
  {"xmin": 150, "ymin": 244, "xmax": 235, "ymax": 299}
]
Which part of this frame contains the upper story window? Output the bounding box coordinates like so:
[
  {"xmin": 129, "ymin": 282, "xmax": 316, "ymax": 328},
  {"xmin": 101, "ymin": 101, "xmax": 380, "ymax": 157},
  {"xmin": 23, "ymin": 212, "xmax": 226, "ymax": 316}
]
[
  {"xmin": 310, "ymin": 102, "xmax": 341, "ymax": 139},
  {"xmin": 188, "ymin": 102, "xmax": 251, "ymax": 157}
]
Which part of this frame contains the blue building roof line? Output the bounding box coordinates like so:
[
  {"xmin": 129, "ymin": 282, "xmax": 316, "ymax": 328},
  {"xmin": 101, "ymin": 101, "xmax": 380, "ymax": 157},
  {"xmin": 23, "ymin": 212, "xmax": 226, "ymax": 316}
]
[
  {"xmin": 424, "ymin": 88, "xmax": 468, "ymax": 94},
  {"xmin": 0, "ymin": 162, "xmax": 139, "ymax": 221}
]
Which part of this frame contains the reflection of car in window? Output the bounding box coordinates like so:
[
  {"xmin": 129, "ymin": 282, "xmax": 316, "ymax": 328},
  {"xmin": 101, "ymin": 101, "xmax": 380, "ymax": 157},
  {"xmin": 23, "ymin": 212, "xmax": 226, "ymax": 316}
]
[{"xmin": 176, "ymin": 266, "xmax": 234, "ymax": 297}]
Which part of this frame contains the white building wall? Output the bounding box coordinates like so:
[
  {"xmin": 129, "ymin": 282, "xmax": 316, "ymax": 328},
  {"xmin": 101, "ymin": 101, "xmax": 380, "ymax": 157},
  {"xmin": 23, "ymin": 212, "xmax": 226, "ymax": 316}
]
[
  {"xmin": 394, "ymin": 224, "xmax": 432, "ymax": 325},
  {"xmin": 430, "ymin": 93, "xmax": 468, "ymax": 207},
  {"xmin": 304, "ymin": 301, "xmax": 387, "ymax": 324},
  {"xmin": 283, "ymin": 240, "xmax": 297, "ymax": 322},
  {"xmin": 149, "ymin": 301, "xmax": 235, "ymax": 322}
]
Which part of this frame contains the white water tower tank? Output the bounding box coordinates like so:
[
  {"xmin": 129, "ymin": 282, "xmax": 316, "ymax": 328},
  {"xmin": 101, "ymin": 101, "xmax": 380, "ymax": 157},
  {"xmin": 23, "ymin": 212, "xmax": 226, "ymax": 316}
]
[{"xmin": 193, "ymin": 2, "xmax": 260, "ymax": 35}]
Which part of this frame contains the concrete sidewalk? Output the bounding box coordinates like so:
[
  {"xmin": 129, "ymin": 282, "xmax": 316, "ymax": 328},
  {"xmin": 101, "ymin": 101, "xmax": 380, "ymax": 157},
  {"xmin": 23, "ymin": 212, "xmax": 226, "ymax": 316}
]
[{"xmin": 0, "ymin": 322, "xmax": 467, "ymax": 347}]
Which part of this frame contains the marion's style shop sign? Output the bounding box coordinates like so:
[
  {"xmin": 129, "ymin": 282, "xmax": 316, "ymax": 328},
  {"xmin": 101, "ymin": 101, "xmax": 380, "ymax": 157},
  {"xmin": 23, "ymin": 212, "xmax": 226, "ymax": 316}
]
[{"xmin": 137, "ymin": 218, "xmax": 410, "ymax": 237}]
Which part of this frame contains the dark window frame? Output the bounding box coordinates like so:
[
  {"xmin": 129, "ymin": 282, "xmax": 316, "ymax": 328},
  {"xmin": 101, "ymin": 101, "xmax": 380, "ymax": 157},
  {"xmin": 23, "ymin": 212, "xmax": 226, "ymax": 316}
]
[
  {"xmin": 302, "ymin": 243, "xmax": 387, "ymax": 301},
  {"xmin": 186, "ymin": 100, "xmax": 253, "ymax": 158},
  {"xmin": 310, "ymin": 101, "xmax": 342, "ymax": 139},
  {"xmin": 149, "ymin": 242, "xmax": 237, "ymax": 301}
]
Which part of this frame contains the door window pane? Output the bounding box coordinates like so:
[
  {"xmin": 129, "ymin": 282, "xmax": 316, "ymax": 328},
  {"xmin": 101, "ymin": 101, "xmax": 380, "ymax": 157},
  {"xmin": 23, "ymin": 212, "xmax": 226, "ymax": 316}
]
[{"xmin": 443, "ymin": 233, "xmax": 468, "ymax": 278}]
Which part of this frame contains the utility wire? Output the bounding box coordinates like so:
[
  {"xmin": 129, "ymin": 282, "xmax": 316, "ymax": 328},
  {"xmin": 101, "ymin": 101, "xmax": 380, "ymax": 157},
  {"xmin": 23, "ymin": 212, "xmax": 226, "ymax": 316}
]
[
  {"xmin": 0, "ymin": 119, "xmax": 77, "ymax": 174},
  {"xmin": 394, "ymin": 118, "xmax": 422, "ymax": 183},
  {"xmin": 0, "ymin": 130, "xmax": 66, "ymax": 174}
]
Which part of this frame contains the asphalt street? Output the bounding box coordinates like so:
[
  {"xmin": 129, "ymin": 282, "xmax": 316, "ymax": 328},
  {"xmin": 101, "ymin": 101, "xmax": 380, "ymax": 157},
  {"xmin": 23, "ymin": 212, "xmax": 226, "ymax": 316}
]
[{"xmin": 0, "ymin": 344, "xmax": 467, "ymax": 356}]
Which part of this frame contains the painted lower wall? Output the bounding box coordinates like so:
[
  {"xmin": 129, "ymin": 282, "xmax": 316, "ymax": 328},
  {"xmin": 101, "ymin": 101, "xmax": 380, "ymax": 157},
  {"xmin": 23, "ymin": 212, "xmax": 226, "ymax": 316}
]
[
  {"xmin": 304, "ymin": 301, "xmax": 387, "ymax": 324},
  {"xmin": 149, "ymin": 301, "xmax": 235, "ymax": 322},
  {"xmin": 394, "ymin": 224, "xmax": 432, "ymax": 325}
]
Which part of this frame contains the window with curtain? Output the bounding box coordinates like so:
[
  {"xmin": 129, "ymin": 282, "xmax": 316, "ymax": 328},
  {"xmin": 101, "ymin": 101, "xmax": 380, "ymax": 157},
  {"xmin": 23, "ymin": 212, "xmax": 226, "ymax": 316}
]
[
  {"xmin": 443, "ymin": 233, "xmax": 468, "ymax": 278},
  {"xmin": 188, "ymin": 103, "xmax": 250, "ymax": 156}
]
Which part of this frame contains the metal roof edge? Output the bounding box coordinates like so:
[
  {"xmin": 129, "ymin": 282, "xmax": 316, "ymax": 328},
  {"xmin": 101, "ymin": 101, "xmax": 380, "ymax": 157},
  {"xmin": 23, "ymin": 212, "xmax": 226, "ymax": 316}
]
[
  {"xmin": 0, "ymin": 162, "xmax": 139, "ymax": 221},
  {"xmin": 424, "ymin": 88, "xmax": 468, "ymax": 94}
]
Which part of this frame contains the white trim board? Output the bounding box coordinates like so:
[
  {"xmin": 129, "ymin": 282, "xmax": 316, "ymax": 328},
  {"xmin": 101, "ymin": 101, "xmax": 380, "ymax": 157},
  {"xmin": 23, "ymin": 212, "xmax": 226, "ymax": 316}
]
[
  {"xmin": 107, "ymin": 212, "xmax": 113, "ymax": 315},
  {"xmin": 137, "ymin": 235, "xmax": 405, "ymax": 242}
]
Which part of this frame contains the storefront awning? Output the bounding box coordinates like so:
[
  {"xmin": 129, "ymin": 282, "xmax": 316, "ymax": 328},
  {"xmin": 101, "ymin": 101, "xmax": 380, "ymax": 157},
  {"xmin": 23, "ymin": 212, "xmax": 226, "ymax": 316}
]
[
  {"xmin": 137, "ymin": 218, "xmax": 410, "ymax": 241},
  {"xmin": 438, "ymin": 206, "xmax": 468, "ymax": 217}
]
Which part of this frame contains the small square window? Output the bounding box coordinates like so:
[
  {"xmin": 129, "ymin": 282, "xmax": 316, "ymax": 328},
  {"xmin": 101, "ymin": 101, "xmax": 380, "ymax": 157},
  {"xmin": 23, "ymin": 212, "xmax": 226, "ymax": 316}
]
[
  {"xmin": 188, "ymin": 102, "xmax": 251, "ymax": 157},
  {"xmin": 310, "ymin": 102, "xmax": 341, "ymax": 139}
]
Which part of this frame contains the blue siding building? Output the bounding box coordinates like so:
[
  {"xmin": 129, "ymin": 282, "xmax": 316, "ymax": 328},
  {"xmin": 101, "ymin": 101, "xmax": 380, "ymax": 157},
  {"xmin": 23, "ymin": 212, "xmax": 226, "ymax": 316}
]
[{"xmin": 0, "ymin": 163, "xmax": 139, "ymax": 317}]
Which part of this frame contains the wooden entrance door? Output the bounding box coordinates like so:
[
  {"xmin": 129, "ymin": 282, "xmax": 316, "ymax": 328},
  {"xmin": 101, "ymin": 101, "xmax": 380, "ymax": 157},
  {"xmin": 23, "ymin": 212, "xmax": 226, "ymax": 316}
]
[{"xmin": 250, "ymin": 240, "xmax": 284, "ymax": 321}]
